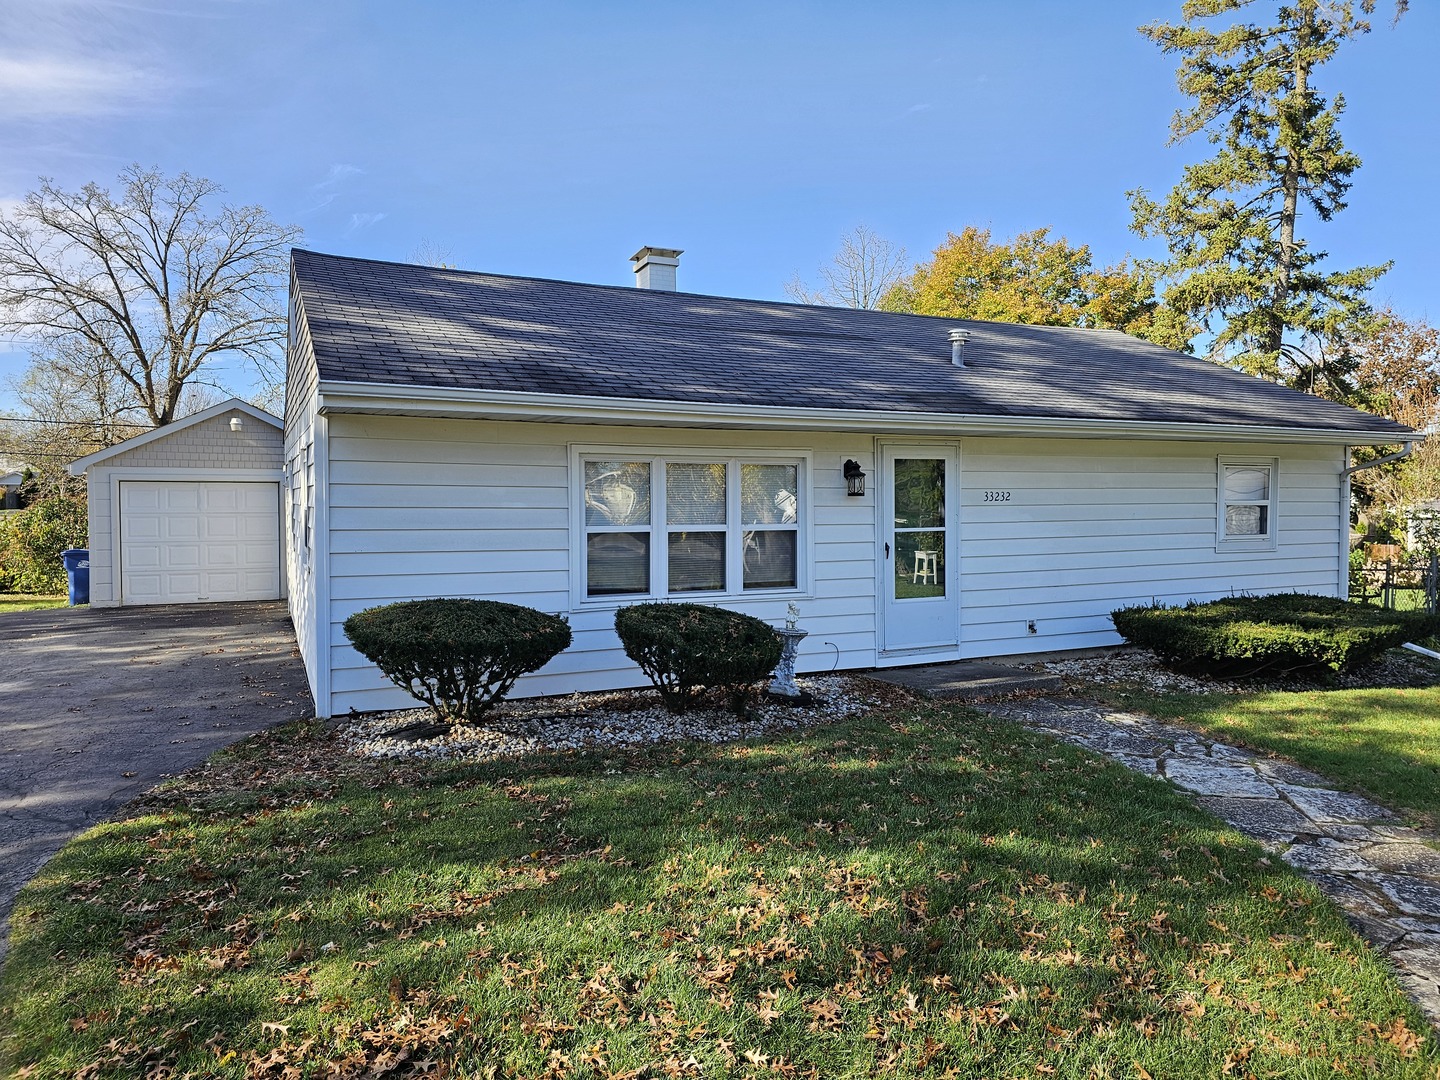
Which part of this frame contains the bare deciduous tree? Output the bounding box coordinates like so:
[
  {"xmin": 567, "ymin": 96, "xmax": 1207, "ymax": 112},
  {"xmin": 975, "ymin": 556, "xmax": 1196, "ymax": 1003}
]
[
  {"xmin": 409, "ymin": 238, "xmax": 456, "ymax": 269},
  {"xmin": 0, "ymin": 338, "xmax": 146, "ymax": 495},
  {"xmin": 785, "ymin": 225, "xmax": 907, "ymax": 310},
  {"xmin": 0, "ymin": 165, "xmax": 301, "ymax": 426}
]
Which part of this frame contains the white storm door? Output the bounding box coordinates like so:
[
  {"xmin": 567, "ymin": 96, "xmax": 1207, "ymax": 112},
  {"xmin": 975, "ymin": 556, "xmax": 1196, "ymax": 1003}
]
[
  {"xmin": 120, "ymin": 481, "xmax": 281, "ymax": 604},
  {"xmin": 880, "ymin": 445, "xmax": 959, "ymax": 654}
]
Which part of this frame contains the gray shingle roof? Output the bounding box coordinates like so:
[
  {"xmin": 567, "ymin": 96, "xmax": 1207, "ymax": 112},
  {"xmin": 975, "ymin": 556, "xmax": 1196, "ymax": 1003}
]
[{"xmin": 292, "ymin": 249, "xmax": 1411, "ymax": 437}]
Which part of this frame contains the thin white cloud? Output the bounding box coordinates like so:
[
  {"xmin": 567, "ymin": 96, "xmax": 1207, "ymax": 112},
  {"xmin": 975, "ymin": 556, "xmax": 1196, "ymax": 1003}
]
[
  {"xmin": 346, "ymin": 212, "xmax": 386, "ymax": 234},
  {"xmin": 0, "ymin": 0, "xmax": 214, "ymax": 121},
  {"xmin": 0, "ymin": 54, "xmax": 167, "ymax": 118},
  {"xmin": 299, "ymin": 164, "xmax": 364, "ymax": 214},
  {"xmin": 314, "ymin": 163, "xmax": 363, "ymax": 191}
]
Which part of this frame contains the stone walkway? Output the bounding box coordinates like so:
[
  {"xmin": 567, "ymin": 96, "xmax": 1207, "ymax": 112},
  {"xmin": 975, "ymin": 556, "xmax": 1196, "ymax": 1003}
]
[{"xmin": 980, "ymin": 697, "xmax": 1440, "ymax": 1027}]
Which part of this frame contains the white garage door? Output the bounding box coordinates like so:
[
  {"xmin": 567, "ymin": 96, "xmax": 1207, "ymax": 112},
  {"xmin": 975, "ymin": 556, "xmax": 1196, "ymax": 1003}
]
[{"xmin": 120, "ymin": 481, "xmax": 281, "ymax": 605}]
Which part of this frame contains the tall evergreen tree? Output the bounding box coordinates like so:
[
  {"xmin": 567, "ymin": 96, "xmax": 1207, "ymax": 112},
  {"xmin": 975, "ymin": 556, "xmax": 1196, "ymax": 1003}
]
[{"xmin": 1129, "ymin": 0, "xmax": 1394, "ymax": 390}]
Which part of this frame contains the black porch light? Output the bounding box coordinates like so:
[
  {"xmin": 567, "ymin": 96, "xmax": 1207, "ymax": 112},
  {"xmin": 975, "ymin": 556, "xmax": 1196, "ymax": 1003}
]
[{"xmin": 843, "ymin": 459, "xmax": 866, "ymax": 497}]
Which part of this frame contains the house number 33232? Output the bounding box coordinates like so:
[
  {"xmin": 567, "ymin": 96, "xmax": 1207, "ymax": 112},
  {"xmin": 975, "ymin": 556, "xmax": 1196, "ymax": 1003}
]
[{"xmin": 983, "ymin": 490, "xmax": 1012, "ymax": 502}]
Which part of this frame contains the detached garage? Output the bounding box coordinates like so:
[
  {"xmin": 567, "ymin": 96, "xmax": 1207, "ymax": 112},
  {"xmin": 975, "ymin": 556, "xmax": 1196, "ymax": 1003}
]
[{"xmin": 70, "ymin": 399, "xmax": 286, "ymax": 607}]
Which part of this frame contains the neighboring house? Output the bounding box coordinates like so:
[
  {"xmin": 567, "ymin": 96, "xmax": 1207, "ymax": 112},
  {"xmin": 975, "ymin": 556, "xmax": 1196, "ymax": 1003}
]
[
  {"xmin": 1, "ymin": 470, "xmax": 24, "ymax": 510},
  {"xmin": 1407, "ymin": 499, "xmax": 1440, "ymax": 554},
  {"xmin": 285, "ymin": 247, "xmax": 1413, "ymax": 719},
  {"xmin": 68, "ymin": 400, "xmax": 285, "ymax": 606}
]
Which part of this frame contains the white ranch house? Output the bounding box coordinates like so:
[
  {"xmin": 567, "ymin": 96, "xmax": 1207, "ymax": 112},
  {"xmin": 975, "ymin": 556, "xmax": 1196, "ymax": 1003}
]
[{"xmin": 270, "ymin": 247, "xmax": 1409, "ymax": 718}]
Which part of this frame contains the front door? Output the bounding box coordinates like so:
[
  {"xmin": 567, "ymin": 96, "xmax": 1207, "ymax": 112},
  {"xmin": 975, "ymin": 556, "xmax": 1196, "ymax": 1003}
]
[{"xmin": 880, "ymin": 444, "xmax": 959, "ymax": 655}]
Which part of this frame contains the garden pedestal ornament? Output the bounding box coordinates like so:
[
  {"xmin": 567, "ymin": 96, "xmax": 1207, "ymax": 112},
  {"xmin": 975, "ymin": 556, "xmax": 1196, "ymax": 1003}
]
[{"xmin": 770, "ymin": 603, "xmax": 807, "ymax": 698}]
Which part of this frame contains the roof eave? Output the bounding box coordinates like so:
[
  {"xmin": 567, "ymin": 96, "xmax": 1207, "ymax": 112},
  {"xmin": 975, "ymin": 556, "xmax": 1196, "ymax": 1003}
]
[{"xmin": 315, "ymin": 380, "xmax": 1414, "ymax": 446}]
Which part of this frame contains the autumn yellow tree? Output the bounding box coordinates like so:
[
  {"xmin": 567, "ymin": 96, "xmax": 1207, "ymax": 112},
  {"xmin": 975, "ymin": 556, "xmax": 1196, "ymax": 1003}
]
[
  {"xmin": 1346, "ymin": 310, "xmax": 1440, "ymax": 519},
  {"xmin": 879, "ymin": 226, "xmax": 1194, "ymax": 350}
]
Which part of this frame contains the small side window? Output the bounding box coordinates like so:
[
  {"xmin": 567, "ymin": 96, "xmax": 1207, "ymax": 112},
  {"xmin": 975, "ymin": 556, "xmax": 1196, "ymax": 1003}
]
[{"xmin": 1218, "ymin": 460, "xmax": 1276, "ymax": 546}]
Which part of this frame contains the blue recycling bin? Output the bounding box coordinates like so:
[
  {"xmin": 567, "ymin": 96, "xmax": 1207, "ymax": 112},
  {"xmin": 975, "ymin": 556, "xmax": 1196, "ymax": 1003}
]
[{"xmin": 61, "ymin": 548, "xmax": 89, "ymax": 607}]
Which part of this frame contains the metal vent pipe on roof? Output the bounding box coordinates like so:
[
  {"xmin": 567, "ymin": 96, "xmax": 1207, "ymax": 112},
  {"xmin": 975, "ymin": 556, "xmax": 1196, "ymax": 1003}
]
[
  {"xmin": 631, "ymin": 246, "xmax": 683, "ymax": 291},
  {"xmin": 949, "ymin": 328, "xmax": 970, "ymax": 367}
]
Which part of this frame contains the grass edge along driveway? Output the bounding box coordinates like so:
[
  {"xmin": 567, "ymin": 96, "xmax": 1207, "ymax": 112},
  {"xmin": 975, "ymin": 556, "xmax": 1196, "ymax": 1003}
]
[
  {"xmin": 2, "ymin": 703, "xmax": 1436, "ymax": 1078},
  {"xmin": 0, "ymin": 595, "xmax": 66, "ymax": 614}
]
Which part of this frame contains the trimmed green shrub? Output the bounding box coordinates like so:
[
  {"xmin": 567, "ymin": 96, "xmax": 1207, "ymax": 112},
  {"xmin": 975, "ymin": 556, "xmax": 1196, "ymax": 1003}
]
[
  {"xmin": 343, "ymin": 599, "xmax": 571, "ymax": 725},
  {"xmin": 0, "ymin": 495, "xmax": 87, "ymax": 595},
  {"xmin": 1111, "ymin": 592, "xmax": 1440, "ymax": 679},
  {"xmin": 615, "ymin": 602, "xmax": 783, "ymax": 715}
]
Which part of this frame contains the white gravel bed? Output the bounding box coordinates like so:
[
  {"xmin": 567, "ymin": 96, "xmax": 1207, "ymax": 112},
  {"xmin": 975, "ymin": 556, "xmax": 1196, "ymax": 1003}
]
[
  {"xmin": 1040, "ymin": 648, "xmax": 1245, "ymax": 694},
  {"xmin": 1040, "ymin": 645, "xmax": 1440, "ymax": 694},
  {"xmin": 339, "ymin": 675, "xmax": 877, "ymax": 761}
]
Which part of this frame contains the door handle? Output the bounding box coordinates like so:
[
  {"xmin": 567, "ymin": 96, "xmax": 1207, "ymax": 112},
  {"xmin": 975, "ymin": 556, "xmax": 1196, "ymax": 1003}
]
[{"xmin": 884, "ymin": 542, "xmax": 890, "ymax": 559}]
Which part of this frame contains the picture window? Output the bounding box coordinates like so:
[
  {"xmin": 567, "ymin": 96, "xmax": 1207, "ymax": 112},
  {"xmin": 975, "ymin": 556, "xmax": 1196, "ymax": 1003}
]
[{"xmin": 581, "ymin": 456, "xmax": 802, "ymax": 599}]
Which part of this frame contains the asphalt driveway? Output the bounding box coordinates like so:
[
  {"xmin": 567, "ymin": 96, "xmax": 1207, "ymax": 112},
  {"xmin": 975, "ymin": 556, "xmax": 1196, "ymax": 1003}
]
[{"xmin": 0, "ymin": 601, "xmax": 314, "ymax": 958}]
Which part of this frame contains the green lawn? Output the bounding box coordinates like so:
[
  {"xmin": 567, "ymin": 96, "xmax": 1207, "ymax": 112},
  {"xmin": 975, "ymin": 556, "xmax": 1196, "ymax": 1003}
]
[
  {"xmin": 1079, "ymin": 676, "xmax": 1440, "ymax": 824},
  {"xmin": 0, "ymin": 594, "xmax": 67, "ymax": 614},
  {"xmin": 3, "ymin": 705, "xmax": 1435, "ymax": 1078}
]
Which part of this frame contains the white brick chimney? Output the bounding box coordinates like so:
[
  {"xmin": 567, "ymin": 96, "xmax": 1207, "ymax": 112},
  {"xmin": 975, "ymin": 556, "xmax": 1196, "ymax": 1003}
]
[{"xmin": 630, "ymin": 246, "xmax": 682, "ymax": 291}]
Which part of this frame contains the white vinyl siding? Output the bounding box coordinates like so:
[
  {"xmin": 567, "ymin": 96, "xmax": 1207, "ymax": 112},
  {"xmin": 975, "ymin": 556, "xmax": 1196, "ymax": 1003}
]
[
  {"xmin": 283, "ymin": 388, "xmax": 321, "ymax": 705},
  {"xmin": 956, "ymin": 439, "xmax": 1344, "ymax": 656},
  {"xmin": 310, "ymin": 416, "xmax": 1346, "ymax": 718},
  {"xmin": 321, "ymin": 416, "xmax": 869, "ymax": 716}
]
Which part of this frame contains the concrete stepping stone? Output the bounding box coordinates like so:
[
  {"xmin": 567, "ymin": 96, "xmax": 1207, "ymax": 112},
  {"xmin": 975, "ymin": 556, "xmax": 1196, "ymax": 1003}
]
[
  {"xmin": 1281, "ymin": 838, "xmax": 1378, "ymax": 875},
  {"xmin": 1166, "ymin": 740, "xmax": 1214, "ymax": 759},
  {"xmin": 1162, "ymin": 759, "xmax": 1278, "ymax": 798},
  {"xmin": 1391, "ymin": 961, "xmax": 1440, "ymax": 1024},
  {"xmin": 1206, "ymin": 743, "xmax": 1258, "ymax": 763},
  {"xmin": 1090, "ymin": 732, "xmax": 1170, "ymax": 757},
  {"xmin": 1110, "ymin": 753, "xmax": 1164, "ymax": 778},
  {"xmin": 1306, "ymin": 872, "xmax": 1391, "ymax": 918},
  {"xmin": 1379, "ymin": 877, "xmax": 1440, "ymax": 919},
  {"xmin": 1254, "ymin": 759, "xmax": 1332, "ymax": 787},
  {"xmin": 1277, "ymin": 784, "xmax": 1395, "ymax": 823},
  {"xmin": 1319, "ymin": 823, "xmax": 1384, "ymax": 841},
  {"xmin": 1358, "ymin": 842, "xmax": 1440, "ymax": 877},
  {"xmin": 1193, "ymin": 795, "xmax": 1317, "ymax": 843}
]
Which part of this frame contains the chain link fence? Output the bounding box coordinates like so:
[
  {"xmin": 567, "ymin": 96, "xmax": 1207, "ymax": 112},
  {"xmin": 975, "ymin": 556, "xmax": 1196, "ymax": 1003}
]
[{"xmin": 1351, "ymin": 554, "xmax": 1440, "ymax": 615}]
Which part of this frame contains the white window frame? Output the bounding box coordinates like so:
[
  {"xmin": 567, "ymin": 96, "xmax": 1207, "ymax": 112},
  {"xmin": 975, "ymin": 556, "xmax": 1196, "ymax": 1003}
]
[
  {"xmin": 570, "ymin": 446, "xmax": 812, "ymax": 609},
  {"xmin": 1217, "ymin": 457, "xmax": 1278, "ymax": 551}
]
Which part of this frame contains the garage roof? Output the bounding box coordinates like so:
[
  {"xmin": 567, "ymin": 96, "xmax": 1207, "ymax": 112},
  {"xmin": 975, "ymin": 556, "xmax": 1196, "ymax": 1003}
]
[{"xmin": 68, "ymin": 399, "xmax": 282, "ymax": 475}]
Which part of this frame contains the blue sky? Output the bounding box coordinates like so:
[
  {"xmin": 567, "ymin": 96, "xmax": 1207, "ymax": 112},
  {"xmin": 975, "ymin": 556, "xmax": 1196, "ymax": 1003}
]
[{"xmin": 2, "ymin": 0, "xmax": 1436, "ymax": 401}]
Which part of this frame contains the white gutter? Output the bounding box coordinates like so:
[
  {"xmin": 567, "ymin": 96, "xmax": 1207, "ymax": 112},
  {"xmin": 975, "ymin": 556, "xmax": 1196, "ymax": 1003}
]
[
  {"xmin": 1342, "ymin": 440, "xmax": 1417, "ymax": 477},
  {"xmin": 315, "ymin": 380, "xmax": 1412, "ymax": 446},
  {"xmin": 1404, "ymin": 642, "xmax": 1440, "ymax": 661}
]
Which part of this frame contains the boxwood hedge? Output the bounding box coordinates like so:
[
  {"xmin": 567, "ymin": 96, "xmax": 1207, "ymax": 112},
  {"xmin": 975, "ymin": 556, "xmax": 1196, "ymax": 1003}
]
[
  {"xmin": 1111, "ymin": 592, "xmax": 1439, "ymax": 679},
  {"xmin": 343, "ymin": 598, "xmax": 571, "ymax": 724},
  {"xmin": 614, "ymin": 602, "xmax": 783, "ymax": 715}
]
